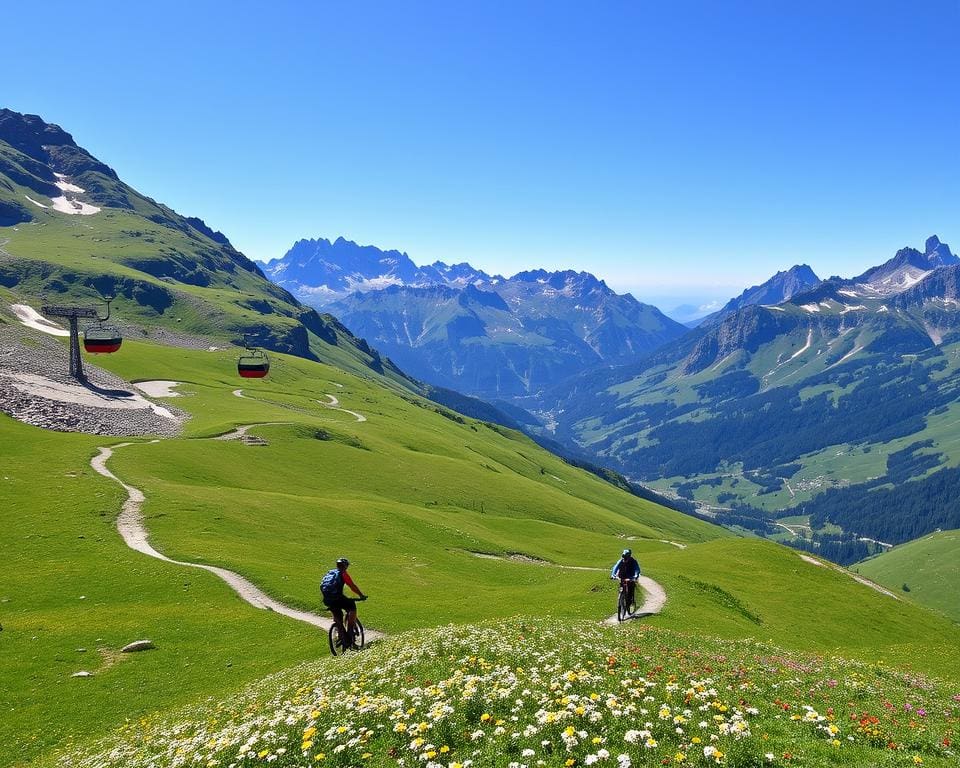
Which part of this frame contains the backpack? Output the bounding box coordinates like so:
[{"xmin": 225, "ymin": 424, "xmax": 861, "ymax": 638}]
[{"xmin": 320, "ymin": 568, "xmax": 343, "ymax": 597}]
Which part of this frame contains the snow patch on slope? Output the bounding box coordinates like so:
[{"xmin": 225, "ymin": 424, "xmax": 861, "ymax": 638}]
[
  {"xmin": 49, "ymin": 196, "xmax": 100, "ymax": 215},
  {"xmin": 53, "ymin": 173, "xmax": 85, "ymax": 193},
  {"xmin": 10, "ymin": 304, "xmax": 70, "ymax": 336}
]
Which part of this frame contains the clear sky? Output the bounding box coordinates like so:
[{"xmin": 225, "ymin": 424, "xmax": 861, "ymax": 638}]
[{"xmin": 5, "ymin": 0, "xmax": 957, "ymax": 311}]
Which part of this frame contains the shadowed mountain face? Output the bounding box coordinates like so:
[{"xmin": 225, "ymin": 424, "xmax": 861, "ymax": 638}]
[
  {"xmin": 0, "ymin": 109, "xmax": 410, "ymax": 385},
  {"xmin": 263, "ymin": 237, "xmax": 688, "ymax": 398},
  {"xmin": 544, "ymin": 237, "xmax": 960, "ymax": 554}
]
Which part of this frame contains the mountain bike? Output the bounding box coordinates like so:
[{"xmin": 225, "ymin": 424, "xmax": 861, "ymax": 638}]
[
  {"xmin": 327, "ymin": 596, "xmax": 367, "ymax": 656},
  {"xmin": 615, "ymin": 578, "xmax": 638, "ymax": 622}
]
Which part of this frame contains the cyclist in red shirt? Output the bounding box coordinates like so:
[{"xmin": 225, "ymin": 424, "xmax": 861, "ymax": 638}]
[{"xmin": 320, "ymin": 557, "xmax": 366, "ymax": 644}]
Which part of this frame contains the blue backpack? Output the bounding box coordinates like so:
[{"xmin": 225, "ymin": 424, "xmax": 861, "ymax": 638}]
[{"xmin": 320, "ymin": 568, "xmax": 343, "ymax": 597}]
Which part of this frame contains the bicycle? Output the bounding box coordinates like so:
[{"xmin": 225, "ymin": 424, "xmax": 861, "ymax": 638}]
[
  {"xmin": 615, "ymin": 577, "xmax": 638, "ymax": 622},
  {"xmin": 327, "ymin": 596, "xmax": 367, "ymax": 656}
]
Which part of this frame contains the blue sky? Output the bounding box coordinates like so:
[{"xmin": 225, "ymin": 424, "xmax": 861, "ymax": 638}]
[{"xmin": 6, "ymin": 1, "xmax": 958, "ymax": 310}]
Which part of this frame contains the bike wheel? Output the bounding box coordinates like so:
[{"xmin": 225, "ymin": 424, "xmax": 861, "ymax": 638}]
[
  {"xmin": 617, "ymin": 588, "xmax": 628, "ymax": 622},
  {"xmin": 353, "ymin": 619, "xmax": 365, "ymax": 650},
  {"xmin": 329, "ymin": 624, "xmax": 344, "ymax": 656}
]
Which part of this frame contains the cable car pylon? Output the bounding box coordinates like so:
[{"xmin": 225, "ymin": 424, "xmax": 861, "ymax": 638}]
[{"xmin": 41, "ymin": 296, "xmax": 121, "ymax": 381}]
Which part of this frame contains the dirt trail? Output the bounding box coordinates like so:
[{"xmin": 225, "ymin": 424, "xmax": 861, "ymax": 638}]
[
  {"xmin": 318, "ymin": 393, "xmax": 367, "ymax": 422},
  {"xmin": 796, "ymin": 552, "xmax": 899, "ymax": 599},
  {"xmin": 233, "ymin": 388, "xmax": 367, "ymax": 423},
  {"xmin": 91, "ymin": 439, "xmax": 382, "ymax": 638},
  {"xmin": 467, "ymin": 551, "xmax": 668, "ymax": 622},
  {"xmin": 602, "ymin": 576, "xmax": 668, "ymax": 624},
  {"xmin": 213, "ymin": 422, "xmax": 288, "ymax": 440}
]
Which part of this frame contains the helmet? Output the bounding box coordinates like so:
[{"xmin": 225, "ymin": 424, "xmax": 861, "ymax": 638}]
[
  {"xmin": 621, "ymin": 549, "xmax": 632, "ymax": 557},
  {"xmin": 336, "ymin": 557, "xmax": 350, "ymax": 567}
]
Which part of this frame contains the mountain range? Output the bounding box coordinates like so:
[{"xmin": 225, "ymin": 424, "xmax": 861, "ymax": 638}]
[
  {"xmin": 254, "ymin": 209, "xmax": 960, "ymax": 563},
  {"xmin": 545, "ymin": 235, "xmax": 960, "ymax": 560},
  {"xmin": 262, "ymin": 236, "xmax": 494, "ymax": 303},
  {"xmin": 264, "ymin": 237, "xmax": 688, "ymax": 398}
]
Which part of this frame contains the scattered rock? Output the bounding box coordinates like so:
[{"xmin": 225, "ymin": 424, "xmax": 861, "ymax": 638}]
[
  {"xmin": 121, "ymin": 639, "xmax": 156, "ymax": 653},
  {"xmin": 0, "ymin": 324, "xmax": 188, "ymax": 436},
  {"xmin": 71, "ymin": 670, "xmax": 93, "ymax": 678}
]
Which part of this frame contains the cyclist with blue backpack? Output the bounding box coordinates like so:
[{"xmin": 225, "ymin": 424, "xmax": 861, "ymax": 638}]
[
  {"xmin": 611, "ymin": 548, "xmax": 641, "ymax": 608},
  {"xmin": 321, "ymin": 557, "xmax": 366, "ymax": 645}
]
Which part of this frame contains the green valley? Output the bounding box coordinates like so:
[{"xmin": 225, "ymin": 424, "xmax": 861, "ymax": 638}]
[
  {"xmin": 547, "ymin": 242, "xmax": 960, "ymax": 562},
  {"xmin": 854, "ymin": 530, "xmax": 960, "ymax": 622}
]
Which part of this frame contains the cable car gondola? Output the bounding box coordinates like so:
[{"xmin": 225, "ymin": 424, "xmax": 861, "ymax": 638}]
[
  {"xmin": 237, "ymin": 345, "xmax": 270, "ymax": 378},
  {"xmin": 82, "ymin": 296, "xmax": 123, "ymax": 354},
  {"xmin": 83, "ymin": 326, "xmax": 123, "ymax": 354}
]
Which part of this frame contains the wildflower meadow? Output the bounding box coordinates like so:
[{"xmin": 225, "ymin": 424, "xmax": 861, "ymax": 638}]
[{"xmin": 63, "ymin": 620, "xmax": 958, "ymax": 768}]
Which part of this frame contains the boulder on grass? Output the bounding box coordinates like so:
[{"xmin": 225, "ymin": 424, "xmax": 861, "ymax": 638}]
[{"xmin": 121, "ymin": 639, "xmax": 156, "ymax": 653}]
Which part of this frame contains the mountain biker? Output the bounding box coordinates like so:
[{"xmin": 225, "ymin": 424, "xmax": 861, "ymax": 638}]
[
  {"xmin": 611, "ymin": 548, "xmax": 641, "ymax": 608},
  {"xmin": 321, "ymin": 557, "xmax": 366, "ymax": 645}
]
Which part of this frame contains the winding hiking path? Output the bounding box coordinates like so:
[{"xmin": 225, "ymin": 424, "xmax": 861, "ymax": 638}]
[
  {"xmin": 233, "ymin": 388, "xmax": 366, "ymax": 423},
  {"xmin": 91, "ymin": 381, "xmax": 657, "ymax": 635},
  {"xmin": 91, "ymin": 442, "xmax": 329, "ymax": 628},
  {"xmin": 468, "ymin": 551, "xmax": 668, "ymax": 623},
  {"xmin": 90, "ymin": 436, "xmax": 381, "ymax": 639},
  {"xmin": 318, "ymin": 393, "xmax": 367, "ymax": 422}
]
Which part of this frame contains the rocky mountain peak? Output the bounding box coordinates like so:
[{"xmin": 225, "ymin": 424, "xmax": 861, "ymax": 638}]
[
  {"xmin": 852, "ymin": 237, "xmax": 959, "ymax": 294},
  {"xmin": 923, "ymin": 234, "xmax": 955, "ymax": 265},
  {"xmin": 786, "ymin": 264, "xmax": 818, "ymax": 281},
  {"xmin": 704, "ymin": 263, "xmax": 822, "ymax": 325},
  {"xmin": 0, "ymin": 108, "xmax": 118, "ymax": 181},
  {"xmin": 0, "ymin": 109, "xmax": 77, "ymax": 156}
]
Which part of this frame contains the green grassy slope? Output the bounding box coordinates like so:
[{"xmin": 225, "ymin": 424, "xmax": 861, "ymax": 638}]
[
  {"xmin": 6, "ymin": 336, "xmax": 960, "ymax": 767},
  {"xmin": 0, "ymin": 336, "xmax": 715, "ymax": 766},
  {"xmin": 98, "ymin": 341, "xmax": 723, "ymax": 633},
  {"xmin": 0, "ymin": 417, "xmax": 321, "ymax": 765},
  {"xmin": 855, "ymin": 530, "xmax": 960, "ymax": 621}
]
